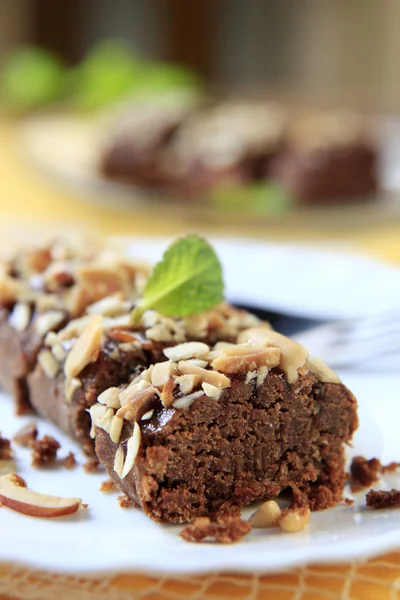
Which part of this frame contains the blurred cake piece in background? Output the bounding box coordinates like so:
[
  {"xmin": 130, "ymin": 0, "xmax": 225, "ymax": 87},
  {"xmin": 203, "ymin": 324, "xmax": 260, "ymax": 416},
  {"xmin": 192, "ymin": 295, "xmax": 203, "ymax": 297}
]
[
  {"xmin": 166, "ymin": 101, "xmax": 288, "ymax": 195},
  {"xmin": 270, "ymin": 111, "xmax": 378, "ymax": 204},
  {"xmin": 99, "ymin": 90, "xmax": 201, "ymax": 188}
]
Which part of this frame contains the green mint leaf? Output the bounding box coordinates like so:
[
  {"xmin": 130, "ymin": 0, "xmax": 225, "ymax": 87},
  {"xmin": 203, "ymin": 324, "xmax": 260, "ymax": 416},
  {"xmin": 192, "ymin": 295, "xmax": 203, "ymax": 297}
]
[{"xmin": 132, "ymin": 235, "xmax": 224, "ymax": 321}]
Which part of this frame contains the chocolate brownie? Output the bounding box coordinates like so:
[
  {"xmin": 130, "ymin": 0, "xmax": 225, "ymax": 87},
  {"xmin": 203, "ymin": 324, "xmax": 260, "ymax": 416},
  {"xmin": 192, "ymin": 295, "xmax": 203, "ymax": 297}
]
[
  {"xmin": 91, "ymin": 328, "xmax": 358, "ymax": 523},
  {"xmin": 100, "ymin": 91, "xmax": 200, "ymax": 188},
  {"xmin": 270, "ymin": 111, "xmax": 378, "ymax": 204},
  {"xmin": 167, "ymin": 102, "xmax": 288, "ymax": 195},
  {"xmin": 28, "ymin": 302, "xmax": 263, "ymax": 456},
  {"xmin": 0, "ymin": 237, "xmax": 149, "ymax": 413}
]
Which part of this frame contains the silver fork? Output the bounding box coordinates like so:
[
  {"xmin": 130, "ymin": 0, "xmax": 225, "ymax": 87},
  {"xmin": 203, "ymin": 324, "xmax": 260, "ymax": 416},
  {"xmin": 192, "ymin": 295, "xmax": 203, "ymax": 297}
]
[{"xmin": 294, "ymin": 310, "xmax": 400, "ymax": 371}]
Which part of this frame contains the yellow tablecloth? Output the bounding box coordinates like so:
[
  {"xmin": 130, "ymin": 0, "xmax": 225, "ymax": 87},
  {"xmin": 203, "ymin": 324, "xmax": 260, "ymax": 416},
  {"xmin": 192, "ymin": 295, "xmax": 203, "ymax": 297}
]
[{"xmin": 1, "ymin": 120, "xmax": 400, "ymax": 600}]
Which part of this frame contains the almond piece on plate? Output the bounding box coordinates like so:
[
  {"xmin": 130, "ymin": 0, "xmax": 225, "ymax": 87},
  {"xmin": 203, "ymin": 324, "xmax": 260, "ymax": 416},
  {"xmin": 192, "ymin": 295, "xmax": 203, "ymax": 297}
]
[{"xmin": 0, "ymin": 473, "xmax": 83, "ymax": 518}]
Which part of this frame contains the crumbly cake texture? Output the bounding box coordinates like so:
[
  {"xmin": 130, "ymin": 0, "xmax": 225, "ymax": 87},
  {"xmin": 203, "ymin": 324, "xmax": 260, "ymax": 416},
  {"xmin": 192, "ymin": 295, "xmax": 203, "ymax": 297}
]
[
  {"xmin": 0, "ymin": 236, "xmax": 150, "ymax": 413},
  {"xmin": 91, "ymin": 328, "xmax": 358, "ymax": 523},
  {"xmin": 28, "ymin": 302, "xmax": 263, "ymax": 456}
]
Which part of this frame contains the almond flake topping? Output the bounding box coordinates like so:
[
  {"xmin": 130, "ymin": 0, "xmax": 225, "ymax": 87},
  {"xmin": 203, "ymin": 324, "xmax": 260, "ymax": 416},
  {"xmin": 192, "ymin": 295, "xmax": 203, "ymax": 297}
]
[
  {"xmin": 38, "ymin": 350, "xmax": 60, "ymax": 379},
  {"xmin": 98, "ymin": 387, "xmax": 121, "ymax": 409},
  {"xmin": 121, "ymin": 423, "xmax": 141, "ymax": 478},
  {"xmin": 35, "ymin": 310, "xmax": 65, "ymax": 336},
  {"xmin": 238, "ymin": 328, "xmax": 308, "ymax": 383},
  {"xmin": 110, "ymin": 415, "xmax": 124, "ymax": 444},
  {"xmin": 117, "ymin": 387, "xmax": 158, "ymax": 421},
  {"xmin": 64, "ymin": 315, "xmax": 103, "ymax": 381},
  {"xmin": 114, "ymin": 446, "xmax": 124, "ymax": 478},
  {"xmin": 211, "ymin": 346, "xmax": 280, "ymax": 374},
  {"xmin": 202, "ymin": 382, "xmax": 222, "ymax": 399},
  {"xmin": 9, "ymin": 302, "xmax": 31, "ymax": 332},
  {"xmin": 151, "ymin": 361, "xmax": 178, "ymax": 387},
  {"xmin": 178, "ymin": 361, "xmax": 231, "ymax": 389},
  {"xmin": 172, "ymin": 390, "xmax": 203, "ymax": 410},
  {"xmin": 163, "ymin": 341, "xmax": 209, "ymax": 362}
]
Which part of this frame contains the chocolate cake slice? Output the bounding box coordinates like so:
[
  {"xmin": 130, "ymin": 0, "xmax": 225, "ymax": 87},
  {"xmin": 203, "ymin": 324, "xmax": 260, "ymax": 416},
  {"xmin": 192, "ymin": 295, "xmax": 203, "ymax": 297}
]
[
  {"xmin": 165, "ymin": 101, "xmax": 288, "ymax": 195},
  {"xmin": 0, "ymin": 237, "xmax": 149, "ymax": 414},
  {"xmin": 91, "ymin": 328, "xmax": 358, "ymax": 523},
  {"xmin": 100, "ymin": 91, "xmax": 200, "ymax": 189},
  {"xmin": 270, "ymin": 111, "xmax": 377, "ymax": 204},
  {"xmin": 27, "ymin": 302, "xmax": 263, "ymax": 456}
]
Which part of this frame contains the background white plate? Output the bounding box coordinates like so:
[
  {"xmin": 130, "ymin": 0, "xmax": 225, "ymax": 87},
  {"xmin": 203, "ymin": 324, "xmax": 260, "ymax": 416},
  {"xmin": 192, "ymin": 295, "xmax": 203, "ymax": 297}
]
[
  {"xmin": 1, "ymin": 372, "xmax": 399, "ymax": 576},
  {"xmin": 123, "ymin": 236, "xmax": 400, "ymax": 320}
]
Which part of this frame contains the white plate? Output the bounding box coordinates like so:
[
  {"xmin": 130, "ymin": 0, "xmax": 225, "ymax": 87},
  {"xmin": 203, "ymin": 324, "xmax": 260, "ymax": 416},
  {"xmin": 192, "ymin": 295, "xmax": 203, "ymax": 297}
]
[
  {"xmin": 122, "ymin": 236, "xmax": 400, "ymax": 320},
  {"xmin": 1, "ymin": 372, "xmax": 400, "ymax": 576}
]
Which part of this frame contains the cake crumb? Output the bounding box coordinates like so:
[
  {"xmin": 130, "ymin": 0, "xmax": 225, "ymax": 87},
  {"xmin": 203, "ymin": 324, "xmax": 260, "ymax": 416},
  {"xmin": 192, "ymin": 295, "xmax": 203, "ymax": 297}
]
[
  {"xmin": 62, "ymin": 452, "xmax": 77, "ymax": 470},
  {"xmin": 100, "ymin": 478, "xmax": 117, "ymax": 493},
  {"xmin": 83, "ymin": 457, "xmax": 101, "ymax": 473},
  {"xmin": 350, "ymin": 456, "xmax": 400, "ymax": 492},
  {"xmin": 117, "ymin": 494, "xmax": 133, "ymax": 508},
  {"xmin": 366, "ymin": 489, "xmax": 400, "ymax": 509},
  {"xmin": 180, "ymin": 516, "xmax": 252, "ymax": 544},
  {"xmin": 350, "ymin": 456, "xmax": 381, "ymax": 492},
  {"xmin": 344, "ymin": 497, "xmax": 355, "ymax": 506},
  {"xmin": 13, "ymin": 422, "xmax": 38, "ymax": 447},
  {"xmin": 0, "ymin": 434, "xmax": 13, "ymax": 460},
  {"xmin": 382, "ymin": 462, "xmax": 400, "ymax": 474},
  {"xmin": 30, "ymin": 435, "xmax": 60, "ymax": 468}
]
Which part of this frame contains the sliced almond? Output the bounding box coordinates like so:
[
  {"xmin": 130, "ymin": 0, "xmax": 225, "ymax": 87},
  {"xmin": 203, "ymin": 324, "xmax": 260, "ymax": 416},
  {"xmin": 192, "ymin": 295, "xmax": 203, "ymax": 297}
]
[
  {"xmin": 9, "ymin": 302, "xmax": 30, "ymax": 332},
  {"xmin": 0, "ymin": 474, "xmax": 82, "ymax": 518},
  {"xmin": 38, "ymin": 349, "xmax": 60, "ymax": 379},
  {"xmin": 237, "ymin": 328, "xmax": 308, "ymax": 383},
  {"xmin": 245, "ymin": 371, "xmax": 257, "ymax": 384},
  {"xmin": 175, "ymin": 374, "xmax": 200, "ymax": 395},
  {"xmin": 160, "ymin": 377, "xmax": 176, "ymax": 408},
  {"xmin": 114, "ymin": 446, "xmax": 125, "ymax": 478},
  {"xmin": 306, "ymin": 357, "xmax": 341, "ymax": 384},
  {"xmin": 89, "ymin": 403, "xmax": 114, "ymax": 436},
  {"xmin": 141, "ymin": 409, "xmax": 154, "ymax": 421},
  {"xmin": 110, "ymin": 415, "xmax": 124, "ymax": 444},
  {"xmin": 121, "ymin": 423, "xmax": 141, "ymax": 478},
  {"xmin": 44, "ymin": 331, "xmax": 60, "ymax": 347},
  {"xmin": 163, "ymin": 342, "xmax": 209, "ymax": 362},
  {"xmin": 151, "ymin": 361, "xmax": 179, "ymax": 387},
  {"xmin": 98, "ymin": 387, "xmax": 121, "ymax": 409},
  {"xmin": 211, "ymin": 347, "xmax": 280, "ymax": 374},
  {"xmin": 64, "ymin": 315, "xmax": 103, "ymax": 380},
  {"xmin": 119, "ymin": 380, "xmax": 151, "ymax": 405},
  {"xmin": 87, "ymin": 294, "xmax": 130, "ymax": 317},
  {"xmin": 256, "ymin": 366, "xmax": 269, "ymax": 387},
  {"xmin": 51, "ymin": 344, "xmax": 66, "ymax": 363},
  {"xmin": 172, "ymin": 390, "xmax": 203, "ymax": 410},
  {"xmin": 35, "ymin": 310, "xmax": 65, "ymax": 336},
  {"xmin": 185, "ymin": 359, "xmax": 209, "ymax": 368},
  {"xmin": 116, "ymin": 387, "xmax": 157, "ymax": 421},
  {"xmin": 202, "ymin": 382, "xmax": 222, "ymax": 399},
  {"xmin": 178, "ymin": 361, "xmax": 231, "ymax": 389}
]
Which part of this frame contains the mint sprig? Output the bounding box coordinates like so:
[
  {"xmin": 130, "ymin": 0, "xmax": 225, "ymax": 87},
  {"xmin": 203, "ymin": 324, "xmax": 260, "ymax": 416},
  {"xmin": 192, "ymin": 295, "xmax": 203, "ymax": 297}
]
[{"xmin": 132, "ymin": 235, "xmax": 224, "ymax": 322}]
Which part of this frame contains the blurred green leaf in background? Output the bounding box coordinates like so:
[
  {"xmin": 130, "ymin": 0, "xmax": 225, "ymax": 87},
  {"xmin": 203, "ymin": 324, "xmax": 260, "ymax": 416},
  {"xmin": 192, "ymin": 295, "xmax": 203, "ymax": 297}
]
[
  {"xmin": 0, "ymin": 47, "xmax": 66, "ymax": 113},
  {"xmin": 211, "ymin": 183, "xmax": 294, "ymax": 215}
]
